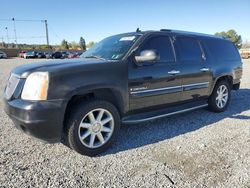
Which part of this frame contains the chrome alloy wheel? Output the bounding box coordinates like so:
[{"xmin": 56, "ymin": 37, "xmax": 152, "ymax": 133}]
[
  {"xmin": 78, "ymin": 108, "xmax": 114, "ymax": 148},
  {"xmin": 216, "ymin": 85, "xmax": 229, "ymax": 108}
]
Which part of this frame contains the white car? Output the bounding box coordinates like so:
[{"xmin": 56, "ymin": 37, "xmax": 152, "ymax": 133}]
[{"xmin": 0, "ymin": 51, "xmax": 7, "ymax": 59}]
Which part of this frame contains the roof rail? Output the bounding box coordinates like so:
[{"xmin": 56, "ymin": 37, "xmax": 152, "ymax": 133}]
[{"xmin": 160, "ymin": 29, "xmax": 172, "ymax": 32}]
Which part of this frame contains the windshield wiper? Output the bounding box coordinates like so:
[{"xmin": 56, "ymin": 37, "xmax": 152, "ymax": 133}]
[{"xmin": 84, "ymin": 55, "xmax": 106, "ymax": 61}]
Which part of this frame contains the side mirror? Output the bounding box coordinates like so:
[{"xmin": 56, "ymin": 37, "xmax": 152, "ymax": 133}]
[{"xmin": 135, "ymin": 50, "xmax": 159, "ymax": 63}]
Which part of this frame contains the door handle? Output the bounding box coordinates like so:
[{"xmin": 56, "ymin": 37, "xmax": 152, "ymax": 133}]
[
  {"xmin": 168, "ymin": 70, "xmax": 180, "ymax": 75},
  {"xmin": 200, "ymin": 68, "xmax": 210, "ymax": 72}
]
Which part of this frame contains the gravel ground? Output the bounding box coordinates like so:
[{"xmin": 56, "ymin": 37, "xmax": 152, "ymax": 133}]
[{"xmin": 0, "ymin": 58, "xmax": 249, "ymax": 188}]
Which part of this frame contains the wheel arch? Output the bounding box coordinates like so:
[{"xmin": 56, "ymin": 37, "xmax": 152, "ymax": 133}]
[
  {"xmin": 63, "ymin": 87, "xmax": 125, "ymax": 132},
  {"xmin": 210, "ymin": 74, "xmax": 233, "ymax": 95}
]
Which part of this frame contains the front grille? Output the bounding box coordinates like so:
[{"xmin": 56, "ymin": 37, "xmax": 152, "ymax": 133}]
[{"xmin": 4, "ymin": 74, "xmax": 20, "ymax": 100}]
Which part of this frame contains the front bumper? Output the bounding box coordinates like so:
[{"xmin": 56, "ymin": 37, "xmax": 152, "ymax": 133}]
[{"xmin": 3, "ymin": 98, "xmax": 68, "ymax": 143}]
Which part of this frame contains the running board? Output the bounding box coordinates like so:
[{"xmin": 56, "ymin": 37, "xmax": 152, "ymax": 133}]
[{"xmin": 122, "ymin": 101, "xmax": 208, "ymax": 124}]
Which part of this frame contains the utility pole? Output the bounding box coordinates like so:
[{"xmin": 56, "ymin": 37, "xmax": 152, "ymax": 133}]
[
  {"xmin": 5, "ymin": 27, "xmax": 9, "ymax": 48},
  {"xmin": 44, "ymin": 20, "xmax": 49, "ymax": 48},
  {"xmin": 12, "ymin": 18, "xmax": 18, "ymax": 48},
  {"xmin": 1, "ymin": 36, "xmax": 4, "ymax": 47}
]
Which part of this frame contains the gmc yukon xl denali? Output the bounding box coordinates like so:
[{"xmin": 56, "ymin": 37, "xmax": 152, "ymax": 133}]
[{"xmin": 3, "ymin": 29, "xmax": 242, "ymax": 156}]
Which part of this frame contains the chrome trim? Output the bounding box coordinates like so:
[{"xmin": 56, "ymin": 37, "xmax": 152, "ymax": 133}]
[
  {"xmin": 183, "ymin": 82, "xmax": 209, "ymax": 88},
  {"xmin": 168, "ymin": 70, "xmax": 180, "ymax": 74},
  {"xmin": 200, "ymin": 68, "xmax": 209, "ymax": 72},
  {"xmin": 11, "ymin": 73, "xmax": 21, "ymax": 79},
  {"xmin": 130, "ymin": 85, "xmax": 182, "ymax": 95},
  {"xmin": 122, "ymin": 104, "xmax": 208, "ymax": 124},
  {"xmin": 130, "ymin": 82, "xmax": 209, "ymax": 95}
]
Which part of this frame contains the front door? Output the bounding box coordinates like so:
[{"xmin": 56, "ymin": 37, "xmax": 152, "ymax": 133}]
[{"xmin": 128, "ymin": 35, "xmax": 182, "ymax": 111}]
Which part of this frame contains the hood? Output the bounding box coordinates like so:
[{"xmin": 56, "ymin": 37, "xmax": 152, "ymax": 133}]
[{"xmin": 12, "ymin": 58, "xmax": 106, "ymax": 78}]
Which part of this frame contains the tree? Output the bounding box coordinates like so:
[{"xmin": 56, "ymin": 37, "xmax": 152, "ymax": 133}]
[
  {"xmin": 61, "ymin": 39, "xmax": 69, "ymax": 50},
  {"xmin": 215, "ymin": 29, "xmax": 242, "ymax": 48},
  {"xmin": 79, "ymin": 37, "xmax": 86, "ymax": 50},
  {"xmin": 87, "ymin": 41, "xmax": 95, "ymax": 49},
  {"xmin": 242, "ymin": 40, "xmax": 250, "ymax": 49},
  {"xmin": 71, "ymin": 41, "xmax": 80, "ymax": 50}
]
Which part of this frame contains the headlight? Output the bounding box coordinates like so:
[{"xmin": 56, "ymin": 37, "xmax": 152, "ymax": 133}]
[{"xmin": 21, "ymin": 72, "xmax": 49, "ymax": 100}]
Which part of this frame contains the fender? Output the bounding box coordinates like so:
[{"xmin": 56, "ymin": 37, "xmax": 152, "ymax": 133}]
[{"xmin": 65, "ymin": 83, "xmax": 128, "ymax": 114}]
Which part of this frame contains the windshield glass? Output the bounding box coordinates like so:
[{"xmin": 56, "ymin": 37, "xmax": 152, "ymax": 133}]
[{"xmin": 81, "ymin": 34, "xmax": 140, "ymax": 60}]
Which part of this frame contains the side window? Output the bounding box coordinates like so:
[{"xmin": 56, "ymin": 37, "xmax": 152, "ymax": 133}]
[
  {"xmin": 139, "ymin": 36, "xmax": 175, "ymax": 62},
  {"xmin": 175, "ymin": 37, "xmax": 202, "ymax": 62},
  {"xmin": 205, "ymin": 39, "xmax": 241, "ymax": 61}
]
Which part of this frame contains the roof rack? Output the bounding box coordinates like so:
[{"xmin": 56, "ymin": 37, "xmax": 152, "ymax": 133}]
[{"xmin": 160, "ymin": 29, "xmax": 172, "ymax": 32}]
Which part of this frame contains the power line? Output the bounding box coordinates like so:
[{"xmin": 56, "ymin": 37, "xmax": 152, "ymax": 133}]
[
  {"xmin": 0, "ymin": 19, "xmax": 44, "ymax": 22},
  {"xmin": 3, "ymin": 36, "xmax": 46, "ymax": 39},
  {"xmin": 0, "ymin": 18, "xmax": 49, "ymax": 47}
]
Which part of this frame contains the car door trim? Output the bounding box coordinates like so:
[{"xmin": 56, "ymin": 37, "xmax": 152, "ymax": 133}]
[
  {"xmin": 130, "ymin": 82, "xmax": 209, "ymax": 97},
  {"xmin": 183, "ymin": 82, "xmax": 209, "ymax": 91}
]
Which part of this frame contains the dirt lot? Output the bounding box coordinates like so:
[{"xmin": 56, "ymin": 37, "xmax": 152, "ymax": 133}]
[{"xmin": 0, "ymin": 58, "xmax": 249, "ymax": 187}]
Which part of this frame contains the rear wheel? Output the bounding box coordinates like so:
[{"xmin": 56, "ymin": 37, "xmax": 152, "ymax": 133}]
[
  {"xmin": 208, "ymin": 80, "xmax": 231, "ymax": 112},
  {"xmin": 67, "ymin": 100, "xmax": 120, "ymax": 156}
]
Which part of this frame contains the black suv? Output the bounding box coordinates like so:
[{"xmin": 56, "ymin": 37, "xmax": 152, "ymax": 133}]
[{"xmin": 3, "ymin": 30, "xmax": 242, "ymax": 156}]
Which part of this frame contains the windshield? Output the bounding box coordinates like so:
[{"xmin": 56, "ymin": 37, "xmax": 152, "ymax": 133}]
[{"xmin": 81, "ymin": 34, "xmax": 140, "ymax": 60}]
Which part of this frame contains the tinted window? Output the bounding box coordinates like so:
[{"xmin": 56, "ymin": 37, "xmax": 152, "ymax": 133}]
[
  {"xmin": 140, "ymin": 36, "xmax": 174, "ymax": 62},
  {"xmin": 175, "ymin": 37, "xmax": 202, "ymax": 62},
  {"xmin": 81, "ymin": 34, "xmax": 140, "ymax": 60},
  {"xmin": 205, "ymin": 38, "xmax": 240, "ymax": 61}
]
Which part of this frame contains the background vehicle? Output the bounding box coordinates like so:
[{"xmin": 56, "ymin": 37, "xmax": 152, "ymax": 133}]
[
  {"xmin": 37, "ymin": 52, "xmax": 46, "ymax": 58},
  {"xmin": 52, "ymin": 51, "xmax": 63, "ymax": 59},
  {"xmin": 3, "ymin": 30, "xmax": 242, "ymax": 156},
  {"xmin": 24, "ymin": 51, "xmax": 38, "ymax": 59},
  {"xmin": 18, "ymin": 51, "xmax": 26, "ymax": 58},
  {"xmin": 240, "ymin": 49, "xmax": 250, "ymax": 59},
  {"xmin": 61, "ymin": 51, "xmax": 69, "ymax": 59},
  {"xmin": 45, "ymin": 52, "xmax": 52, "ymax": 59},
  {"xmin": 68, "ymin": 52, "xmax": 82, "ymax": 58},
  {"xmin": 0, "ymin": 51, "xmax": 7, "ymax": 59}
]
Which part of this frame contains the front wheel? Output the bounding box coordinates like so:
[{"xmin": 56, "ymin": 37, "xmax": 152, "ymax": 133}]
[
  {"xmin": 67, "ymin": 100, "xmax": 120, "ymax": 156},
  {"xmin": 208, "ymin": 80, "xmax": 231, "ymax": 112}
]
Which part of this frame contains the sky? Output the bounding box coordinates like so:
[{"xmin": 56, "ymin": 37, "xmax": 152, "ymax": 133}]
[{"xmin": 0, "ymin": 0, "xmax": 249, "ymax": 45}]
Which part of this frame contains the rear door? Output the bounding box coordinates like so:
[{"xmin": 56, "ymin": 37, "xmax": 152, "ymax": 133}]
[
  {"xmin": 174, "ymin": 36, "xmax": 213, "ymax": 101},
  {"xmin": 128, "ymin": 34, "xmax": 182, "ymax": 110}
]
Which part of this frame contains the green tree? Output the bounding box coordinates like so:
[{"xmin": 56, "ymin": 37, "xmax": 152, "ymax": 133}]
[
  {"xmin": 79, "ymin": 37, "xmax": 86, "ymax": 50},
  {"xmin": 215, "ymin": 29, "xmax": 242, "ymax": 48},
  {"xmin": 87, "ymin": 41, "xmax": 95, "ymax": 49},
  {"xmin": 61, "ymin": 39, "xmax": 69, "ymax": 50},
  {"xmin": 39, "ymin": 45, "xmax": 51, "ymax": 50},
  {"xmin": 71, "ymin": 41, "xmax": 80, "ymax": 50}
]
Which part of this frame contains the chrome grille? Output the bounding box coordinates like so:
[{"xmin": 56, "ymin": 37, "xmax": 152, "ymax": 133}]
[{"xmin": 5, "ymin": 74, "xmax": 20, "ymax": 100}]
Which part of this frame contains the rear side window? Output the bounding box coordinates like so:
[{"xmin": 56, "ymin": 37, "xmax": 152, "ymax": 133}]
[
  {"xmin": 140, "ymin": 36, "xmax": 175, "ymax": 62},
  {"xmin": 205, "ymin": 39, "xmax": 240, "ymax": 61},
  {"xmin": 175, "ymin": 37, "xmax": 202, "ymax": 62}
]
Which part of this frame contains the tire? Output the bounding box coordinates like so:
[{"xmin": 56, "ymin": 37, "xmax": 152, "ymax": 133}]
[
  {"xmin": 208, "ymin": 80, "xmax": 231, "ymax": 112},
  {"xmin": 66, "ymin": 99, "xmax": 120, "ymax": 156}
]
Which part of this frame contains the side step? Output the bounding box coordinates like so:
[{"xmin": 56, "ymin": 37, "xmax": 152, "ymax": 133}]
[{"xmin": 122, "ymin": 101, "xmax": 208, "ymax": 124}]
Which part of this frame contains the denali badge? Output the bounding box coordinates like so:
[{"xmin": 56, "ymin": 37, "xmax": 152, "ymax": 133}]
[{"xmin": 130, "ymin": 86, "xmax": 148, "ymax": 92}]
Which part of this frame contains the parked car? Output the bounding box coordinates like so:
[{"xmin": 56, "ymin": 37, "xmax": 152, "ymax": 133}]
[
  {"xmin": 18, "ymin": 51, "xmax": 26, "ymax": 58},
  {"xmin": 24, "ymin": 51, "xmax": 38, "ymax": 59},
  {"xmin": 61, "ymin": 51, "xmax": 69, "ymax": 59},
  {"xmin": 68, "ymin": 52, "xmax": 82, "ymax": 59},
  {"xmin": 45, "ymin": 52, "xmax": 53, "ymax": 59},
  {"xmin": 240, "ymin": 49, "xmax": 250, "ymax": 59},
  {"xmin": 52, "ymin": 51, "xmax": 62, "ymax": 59},
  {"xmin": 37, "ymin": 52, "xmax": 46, "ymax": 58},
  {"xmin": 0, "ymin": 51, "xmax": 7, "ymax": 59},
  {"xmin": 3, "ymin": 29, "xmax": 242, "ymax": 156}
]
